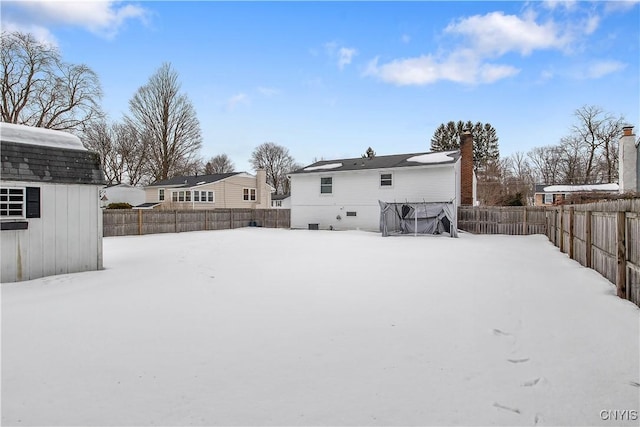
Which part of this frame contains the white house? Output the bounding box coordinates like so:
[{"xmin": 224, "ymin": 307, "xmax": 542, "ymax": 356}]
[
  {"xmin": 289, "ymin": 139, "xmax": 475, "ymax": 233},
  {"xmin": 0, "ymin": 122, "xmax": 105, "ymax": 283},
  {"xmin": 100, "ymin": 183, "xmax": 146, "ymax": 208}
]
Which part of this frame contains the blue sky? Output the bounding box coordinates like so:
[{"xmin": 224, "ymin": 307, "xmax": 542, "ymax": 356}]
[{"xmin": 2, "ymin": 1, "xmax": 639, "ymax": 173}]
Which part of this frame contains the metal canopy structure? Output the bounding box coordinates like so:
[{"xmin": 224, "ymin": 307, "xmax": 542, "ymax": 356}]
[{"xmin": 379, "ymin": 200, "xmax": 458, "ymax": 238}]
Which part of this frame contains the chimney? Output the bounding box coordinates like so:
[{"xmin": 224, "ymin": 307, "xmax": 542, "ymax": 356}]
[
  {"xmin": 619, "ymin": 125, "xmax": 638, "ymax": 193},
  {"xmin": 255, "ymin": 168, "xmax": 269, "ymax": 208},
  {"xmin": 460, "ymin": 129, "xmax": 474, "ymax": 205}
]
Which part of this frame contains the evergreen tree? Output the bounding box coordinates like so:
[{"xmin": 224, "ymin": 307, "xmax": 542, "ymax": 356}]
[{"xmin": 430, "ymin": 120, "xmax": 500, "ymax": 171}]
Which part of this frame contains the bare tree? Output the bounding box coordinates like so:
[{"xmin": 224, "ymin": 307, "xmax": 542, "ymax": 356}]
[
  {"xmin": 249, "ymin": 142, "xmax": 297, "ymax": 194},
  {"xmin": 1, "ymin": 31, "xmax": 102, "ymax": 131},
  {"xmin": 528, "ymin": 145, "xmax": 564, "ymax": 185},
  {"xmin": 126, "ymin": 62, "xmax": 202, "ymax": 182},
  {"xmin": 204, "ymin": 154, "xmax": 235, "ymax": 174},
  {"xmin": 83, "ymin": 120, "xmax": 150, "ymax": 185},
  {"xmin": 571, "ymin": 105, "xmax": 624, "ymax": 183}
]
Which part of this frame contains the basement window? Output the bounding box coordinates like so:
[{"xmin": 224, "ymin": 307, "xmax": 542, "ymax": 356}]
[{"xmin": 346, "ymin": 211, "xmax": 357, "ymax": 217}]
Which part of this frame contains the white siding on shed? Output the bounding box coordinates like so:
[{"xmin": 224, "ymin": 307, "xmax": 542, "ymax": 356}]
[
  {"xmin": 1, "ymin": 181, "xmax": 102, "ymax": 282},
  {"xmin": 290, "ymin": 164, "xmax": 457, "ymax": 231}
]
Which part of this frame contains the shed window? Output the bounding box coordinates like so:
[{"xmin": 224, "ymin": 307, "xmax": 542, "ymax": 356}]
[
  {"xmin": 320, "ymin": 177, "xmax": 332, "ymax": 194},
  {"xmin": 0, "ymin": 187, "xmax": 38, "ymax": 218},
  {"xmin": 158, "ymin": 188, "xmax": 165, "ymax": 201},
  {"xmin": 243, "ymin": 188, "xmax": 256, "ymax": 201},
  {"xmin": 380, "ymin": 173, "xmax": 392, "ymax": 187}
]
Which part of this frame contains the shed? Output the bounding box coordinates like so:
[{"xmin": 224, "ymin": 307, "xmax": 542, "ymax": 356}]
[{"xmin": 1, "ymin": 122, "xmax": 105, "ymax": 283}]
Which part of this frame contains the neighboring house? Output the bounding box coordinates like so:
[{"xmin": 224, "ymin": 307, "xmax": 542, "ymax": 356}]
[
  {"xmin": 619, "ymin": 125, "xmax": 639, "ymax": 193},
  {"xmin": 533, "ymin": 183, "xmax": 620, "ymax": 206},
  {"xmin": 100, "ymin": 183, "xmax": 146, "ymax": 208},
  {"xmin": 288, "ymin": 133, "xmax": 476, "ymax": 232},
  {"xmin": 141, "ymin": 169, "xmax": 272, "ymax": 209},
  {"xmin": 0, "ymin": 122, "xmax": 105, "ymax": 283},
  {"xmin": 271, "ymin": 193, "xmax": 290, "ymax": 209}
]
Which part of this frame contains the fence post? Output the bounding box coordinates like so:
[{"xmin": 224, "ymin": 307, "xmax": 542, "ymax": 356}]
[
  {"xmin": 585, "ymin": 210, "xmax": 592, "ymax": 268},
  {"xmin": 559, "ymin": 206, "xmax": 564, "ymax": 253},
  {"xmin": 568, "ymin": 206, "xmax": 575, "ymax": 259},
  {"xmin": 523, "ymin": 207, "xmax": 528, "ymax": 235},
  {"xmin": 175, "ymin": 210, "xmax": 178, "ymax": 233},
  {"xmin": 138, "ymin": 209, "xmax": 143, "ymax": 235},
  {"xmin": 205, "ymin": 210, "xmax": 208, "ymax": 230},
  {"xmin": 616, "ymin": 211, "xmax": 627, "ymax": 299}
]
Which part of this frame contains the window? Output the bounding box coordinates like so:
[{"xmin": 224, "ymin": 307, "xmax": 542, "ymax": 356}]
[
  {"xmin": 243, "ymin": 188, "xmax": 256, "ymax": 201},
  {"xmin": 178, "ymin": 191, "xmax": 185, "ymax": 202},
  {"xmin": 194, "ymin": 191, "xmax": 200, "ymax": 202},
  {"xmin": 185, "ymin": 191, "xmax": 191, "ymax": 202},
  {"xmin": 158, "ymin": 188, "xmax": 165, "ymax": 201},
  {"xmin": 380, "ymin": 173, "xmax": 392, "ymax": 187},
  {"xmin": 320, "ymin": 177, "xmax": 332, "ymax": 194},
  {"xmin": 208, "ymin": 192, "xmax": 214, "ymax": 202},
  {"xmin": 172, "ymin": 191, "xmax": 178, "ymax": 202},
  {"xmin": 544, "ymin": 193, "xmax": 553, "ymax": 204},
  {"xmin": 1, "ymin": 187, "xmax": 25, "ymax": 218},
  {"xmin": 346, "ymin": 211, "xmax": 357, "ymax": 217},
  {"xmin": 274, "ymin": 200, "xmax": 282, "ymax": 207}
]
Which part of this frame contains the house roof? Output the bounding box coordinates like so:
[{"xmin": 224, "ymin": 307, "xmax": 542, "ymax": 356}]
[
  {"xmin": 133, "ymin": 202, "xmax": 161, "ymax": 209},
  {"xmin": 290, "ymin": 150, "xmax": 460, "ymax": 175},
  {"xmin": 534, "ymin": 183, "xmax": 619, "ymax": 193},
  {"xmin": 271, "ymin": 193, "xmax": 290, "ymax": 201},
  {"xmin": 147, "ymin": 172, "xmax": 241, "ymax": 188}
]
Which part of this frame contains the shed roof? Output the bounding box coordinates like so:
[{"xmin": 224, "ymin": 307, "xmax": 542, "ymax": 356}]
[
  {"xmin": 534, "ymin": 183, "xmax": 619, "ymax": 193},
  {"xmin": 1, "ymin": 140, "xmax": 105, "ymax": 185},
  {"xmin": 290, "ymin": 150, "xmax": 459, "ymax": 175},
  {"xmin": 147, "ymin": 173, "xmax": 240, "ymax": 188}
]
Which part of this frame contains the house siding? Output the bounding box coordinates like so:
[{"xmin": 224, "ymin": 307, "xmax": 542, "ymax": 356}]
[
  {"xmin": 144, "ymin": 175, "xmax": 272, "ymax": 209},
  {"xmin": 1, "ymin": 181, "xmax": 102, "ymax": 282},
  {"xmin": 290, "ymin": 164, "xmax": 457, "ymax": 231}
]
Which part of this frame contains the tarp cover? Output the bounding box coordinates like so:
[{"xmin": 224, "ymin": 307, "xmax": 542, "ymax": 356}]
[{"xmin": 379, "ymin": 201, "xmax": 458, "ymax": 238}]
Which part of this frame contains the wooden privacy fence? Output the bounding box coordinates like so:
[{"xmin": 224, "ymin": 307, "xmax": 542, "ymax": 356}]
[
  {"xmin": 458, "ymin": 206, "xmax": 547, "ymax": 235},
  {"xmin": 103, "ymin": 208, "xmax": 290, "ymax": 237},
  {"xmin": 546, "ymin": 199, "xmax": 640, "ymax": 306}
]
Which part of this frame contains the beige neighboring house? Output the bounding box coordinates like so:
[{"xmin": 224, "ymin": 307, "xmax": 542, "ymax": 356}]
[{"xmin": 139, "ymin": 169, "xmax": 272, "ymax": 209}]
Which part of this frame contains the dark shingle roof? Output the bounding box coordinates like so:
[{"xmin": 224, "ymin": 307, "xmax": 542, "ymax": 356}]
[
  {"xmin": 147, "ymin": 172, "xmax": 240, "ymax": 188},
  {"xmin": 290, "ymin": 151, "xmax": 460, "ymax": 174},
  {"xmin": 1, "ymin": 140, "xmax": 105, "ymax": 185},
  {"xmin": 271, "ymin": 193, "xmax": 290, "ymax": 201}
]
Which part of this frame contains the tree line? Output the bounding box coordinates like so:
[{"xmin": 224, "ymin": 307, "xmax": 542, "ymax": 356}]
[
  {"xmin": 430, "ymin": 105, "xmax": 627, "ymax": 205},
  {"xmin": 1, "ymin": 31, "xmax": 299, "ymax": 193}
]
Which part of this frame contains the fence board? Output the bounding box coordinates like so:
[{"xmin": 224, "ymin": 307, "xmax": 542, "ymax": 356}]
[{"xmin": 104, "ymin": 208, "xmax": 290, "ymax": 237}]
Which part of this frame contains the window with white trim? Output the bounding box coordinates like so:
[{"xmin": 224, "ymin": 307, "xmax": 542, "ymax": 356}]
[
  {"xmin": 243, "ymin": 188, "xmax": 256, "ymax": 201},
  {"xmin": 194, "ymin": 191, "xmax": 200, "ymax": 202},
  {"xmin": 1, "ymin": 187, "xmax": 25, "ymax": 218},
  {"xmin": 320, "ymin": 177, "xmax": 332, "ymax": 194},
  {"xmin": 158, "ymin": 188, "xmax": 165, "ymax": 201},
  {"xmin": 380, "ymin": 173, "xmax": 392, "ymax": 187},
  {"xmin": 544, "ymin": 193, "xmax": 553, "ymax": 204},
  {"xmin": 172, "ymin": 191, "xmax": 178, "ymax": 202}
]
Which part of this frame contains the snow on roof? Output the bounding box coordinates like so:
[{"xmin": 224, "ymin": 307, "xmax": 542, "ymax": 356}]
[
  {"xmin": 543, "ymin": 183, "xmax": 619, "ymax": 192},
  {"xmin": 0, "ymin": 122, "xmax": 86, "ymax": 151},
  {"xmin": 303, "ymin": 162, "xmax": 343, "ymax": 171},
  {"xmin": 406, "ymin": 150, "xmax": 457, "ymax": 164}
]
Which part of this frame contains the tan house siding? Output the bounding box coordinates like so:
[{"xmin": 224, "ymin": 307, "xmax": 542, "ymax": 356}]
[{"xmin": 144, "ymin": 172, "xmax": 272, "ymax": 209}]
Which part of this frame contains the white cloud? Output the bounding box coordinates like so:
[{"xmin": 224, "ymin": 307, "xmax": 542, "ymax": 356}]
[
  {"xmin": 401, "ymin": 34, "xmax": 411, "ymax": 44},
  {"xmin": 257, "ymin": 87, "xmax": 280, "ymax": 97},
  {"xmin": 3, "ymin": 1, "xmax": 148, "ymax": 38},
  {"xmin": 0, "ymin": 21, "xmax": 57, "ymax": 46},
  {"xmin": 444, "ymin": 11, "xmax": 570, "ymax": 56},
  {"xmin": 323, "ymin": 41, "xmax": 357, "ymax": 69},
  {"xmin": 542, "ymin": 1, "xmax": 578, "ymax": 11},
  {"xmin": 226, "ymin": 93, "xmax": 249, "ymax": 111},
  {"xmin": 364, "ymin": 50, "xmax": 519, "ymax": 86},
  {"xmin": 603, "ymin": 0, "xmax": 640, "ymax": 13},
  {"xmin": 584, "ymin": 60, "xmax": 626, "ymax": 78},
  {"xmin": 337, "ymin": 47, "xmax": 357, "ymax": 70}
]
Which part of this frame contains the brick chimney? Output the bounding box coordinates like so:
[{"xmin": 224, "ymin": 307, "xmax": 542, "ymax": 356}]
[
  {"xmin": 460, "ymin": 129, "xmax": 474, "ymax": 205},
  {"xmin": 619, "ymin": 125, "xmax": 638, "ymax": 193},
  {"xmin": 255, "ymin": 168, "xmax": 269, "ymax": 208}
]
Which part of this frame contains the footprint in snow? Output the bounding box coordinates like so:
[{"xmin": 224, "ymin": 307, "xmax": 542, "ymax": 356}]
[
  {"xmin": 534, "ymin": 413, "xmax": 545, "ymax": 425},
  {"xmin": 507, "ymin": 357, "xmax": 530, "ymax": 364},
  {"xmin": 492, "ymin": 329, "xmax": 513, "ymax": 337},
  {"xmin": 522, "ymin": 377, "xmax": 546, "ymax": 387},
  {"xmin": 629, "ymin": 381, "xmax": 640, "ymax": 387},
  {"xmin": 493, "ymin": 402, "xmax": 520, "ymax": 414}
]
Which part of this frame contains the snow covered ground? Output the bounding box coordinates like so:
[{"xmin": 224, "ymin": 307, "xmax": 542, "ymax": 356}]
[{"xmin": 2, "ymin": 228, "xmax": 639, "ymax": 426}]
